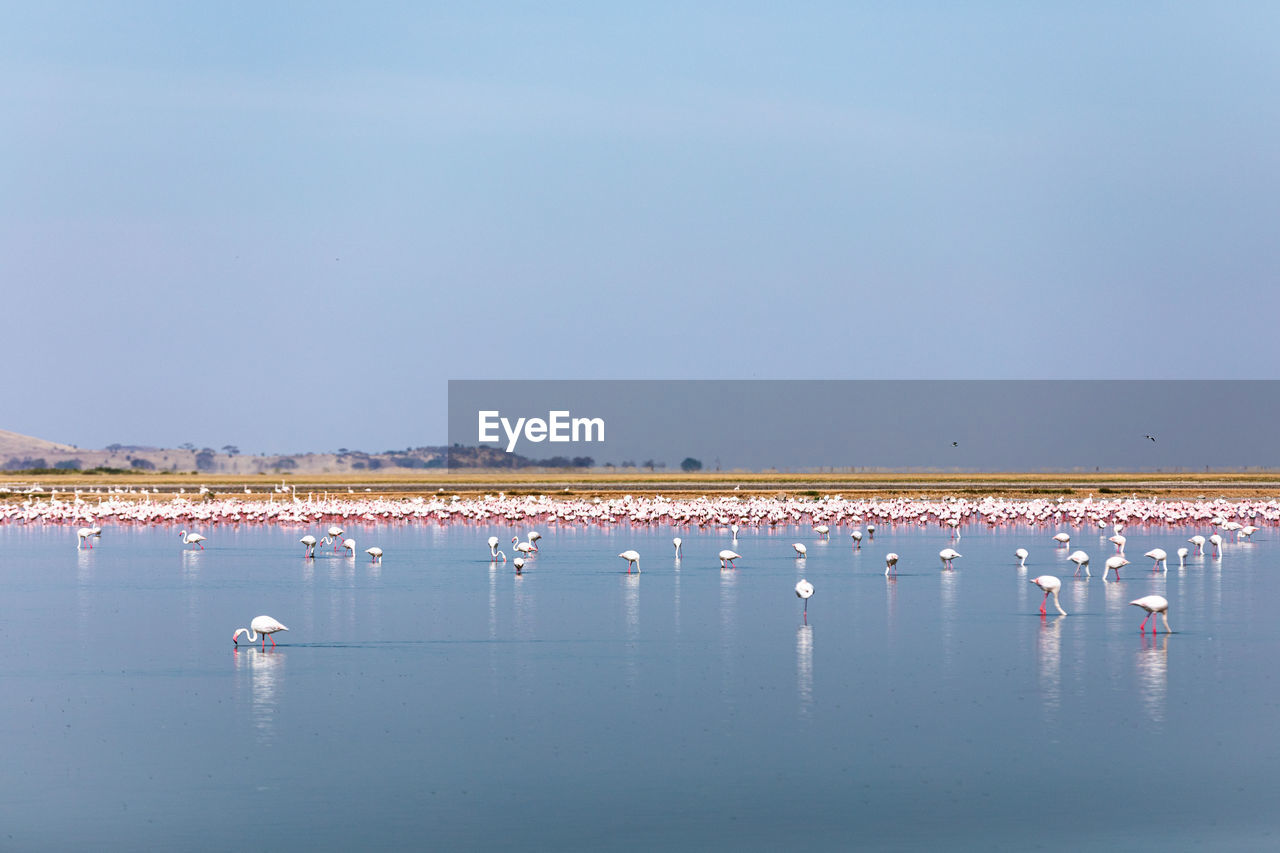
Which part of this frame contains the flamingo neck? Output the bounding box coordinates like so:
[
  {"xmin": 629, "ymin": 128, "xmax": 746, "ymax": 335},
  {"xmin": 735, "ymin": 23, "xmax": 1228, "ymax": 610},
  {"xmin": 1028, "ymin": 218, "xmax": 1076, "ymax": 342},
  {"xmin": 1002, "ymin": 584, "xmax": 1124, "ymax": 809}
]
[{"xmin": 233, "ymin": 627, "xmax": 258, "ymax": 644}]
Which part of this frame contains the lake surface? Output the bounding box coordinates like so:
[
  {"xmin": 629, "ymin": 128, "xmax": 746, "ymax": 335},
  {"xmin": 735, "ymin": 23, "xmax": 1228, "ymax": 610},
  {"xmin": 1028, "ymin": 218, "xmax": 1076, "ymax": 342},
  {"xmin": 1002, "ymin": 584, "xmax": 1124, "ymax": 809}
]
[{"xmin": 1, "ymin": 521, "xmax": 1277, "ymax": 851}]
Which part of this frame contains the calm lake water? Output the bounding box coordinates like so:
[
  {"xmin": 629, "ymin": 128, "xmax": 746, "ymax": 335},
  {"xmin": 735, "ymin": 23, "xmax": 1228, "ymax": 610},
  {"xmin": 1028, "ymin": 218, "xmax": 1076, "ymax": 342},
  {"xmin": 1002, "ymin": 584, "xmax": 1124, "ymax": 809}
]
[{"xmin": 1, "ymin": 522, "xmax": 1277, "ymax": 851}]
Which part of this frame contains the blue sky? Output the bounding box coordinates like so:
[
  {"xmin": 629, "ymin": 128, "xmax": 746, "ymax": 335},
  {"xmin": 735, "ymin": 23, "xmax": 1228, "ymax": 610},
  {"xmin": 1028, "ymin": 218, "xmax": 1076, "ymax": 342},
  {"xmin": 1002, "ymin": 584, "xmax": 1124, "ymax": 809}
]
[{"xmin": 4, "ymin": 3, "xmax": 1278, "ymax": 453}]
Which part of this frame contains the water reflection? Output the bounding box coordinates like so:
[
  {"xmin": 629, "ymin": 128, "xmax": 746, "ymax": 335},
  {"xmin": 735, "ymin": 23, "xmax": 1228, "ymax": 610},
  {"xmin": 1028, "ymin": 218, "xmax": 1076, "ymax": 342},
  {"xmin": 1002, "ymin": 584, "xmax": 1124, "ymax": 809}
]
[
  {"xmin": 796, "ymin": 624, "xmax": 813, "ymax": 719},
  {"xmin": 1136, "ymin": 633, "xmax": 1169, "ymax": 728},
  {"xmin": 939, "ymin": 570, "xmax": 957, "ymax": 668},
  {"xmin": 624, "ymin": 573, "xmax": 640, "ymax": 686},
  {"xmin": 1037, "ymin": 616, "xmax": 1064, "ymax": 723},
  {"xmin": 719, "ymin": 568, "xmax": 738, "ymax": 708},
  {"xmin": 233, "ymin": 647, "xmax": 286, "ymax": 747}
]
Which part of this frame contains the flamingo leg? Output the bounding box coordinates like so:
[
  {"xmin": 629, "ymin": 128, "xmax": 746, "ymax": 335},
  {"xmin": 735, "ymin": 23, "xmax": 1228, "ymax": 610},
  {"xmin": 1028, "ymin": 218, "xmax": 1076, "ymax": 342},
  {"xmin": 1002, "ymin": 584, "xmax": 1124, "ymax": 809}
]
[
  {"xmin": 1040, "ymin": 592, "xmax": 1047, "ymax": 616},
  {"xmin": 1139, "ymin": 613, "xmax": 1150, "ymax": 632}
]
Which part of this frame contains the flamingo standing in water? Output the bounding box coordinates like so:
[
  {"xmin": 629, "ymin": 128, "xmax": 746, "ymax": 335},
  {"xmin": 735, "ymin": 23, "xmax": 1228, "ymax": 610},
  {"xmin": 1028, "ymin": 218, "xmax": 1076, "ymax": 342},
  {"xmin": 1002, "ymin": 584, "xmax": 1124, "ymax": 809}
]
[
  {"xmin": 1144, "ymin": 548, "xmax": 1168, "ymax": 572},
  {"xmin": 730, "ymin": 524, "xmax": 739, "ymax": 540},
  {"xmin": 866, "ymin": 524, "xmax": 876, "ymax": 540},
  {"xmin": 514, "ymin": 557, "xmax": 526, "ymax": 574},
  {"xmin": 365, "ymin": 546, "xmax": 382, "ymax": 564},
  {"xmin": 1030, "ymin": 575, "xmax": 1067, "ymax": 616},
  {"xmin": 795, "ymin": 579, "xmax": 814, "ymax": 623},
  {"xmin": 300, "ymin": 535, "xmax": 317, "ymax": 558},
  {"xmin": 793, "ymin": 543, "xmax": 807, "ymax": 558},
  {"xmin": 673, "ymin": 537, "xmax": 682, "ymax": 557},
  {"xmin": 528, "ymin": 531, "xmax": 542, "ymax": 551},
  {"xmin": 487, "ymin": 536, "xmax": 501, "ymax": 558},
  {"xmin": 343, "ymin": 538, "xmax": 356, "ymax": 558},
  {"xmin": 1188, "ymin": 535, "xmax": 1205, "ymax": 554},
  {"xmin": 233, "ymin": 615, "xmax": 288, "ymax": 649},
  {"xmin": 1130, "ymin": 595, "xmax": 1172, "ymax": 633},
  {"xmin": 1053, "ymin": 532, "xmax": 1071, "ymax": 547},
  {"xmin": 618, "ymin": 550, "xmax": 640, "ymax": 573},
  {"xmin": 1209, "ymin": 533, "xmax": 1223, "ymax": 556},
  {"xmin": 77, "ymin": 527, "xmax": 94, "ymax": 549},
  {"xmin": 1015, "ymin": 548, "xmax": 1028, "ymax": 568},
  {"xmin": 814, "ymin": 525, "xmax": 830, "ymax": 539},
  {"xmin": 512, "ymin": 537, "xmax": 534, "ymax": 558},
  {"xmin": 1108, "ymin": 534, "xmax": 1127, "ymax": 554},
  {"xmin": 179, "ymin": 530, "xmax": 206, "ymax": 550},
  {"xmin": 851, "ymin": 531, "xmax": 862, "ymax": 549},
  {"xmin": 939, "ymin": 548, "xmax": 961, "ymax": 569},
  {"xmin": 327, "ymin": 526, "xmax": 344, "ymax": 551},
  {"xmin": 719, "ymin": 549, "xmax": 741, "ymax": 569},
  {"xmin": 884, "ymin": 553, "xmax": 899, "ymax": 577},
  {"xmin": 1102, "ymin": 555, "xmax": 1129, "ymax": 580},
  {"xmin": 1240, "ymin": 525, "xmax": 1258, "ymax": 540},
  {"xmin": 1177, "ymin": 547, "xmax": 1189, "ymax": 567},
  {"xmin": 1068, "ymin": 550, "xmax": 1091, "ymax": 577}
]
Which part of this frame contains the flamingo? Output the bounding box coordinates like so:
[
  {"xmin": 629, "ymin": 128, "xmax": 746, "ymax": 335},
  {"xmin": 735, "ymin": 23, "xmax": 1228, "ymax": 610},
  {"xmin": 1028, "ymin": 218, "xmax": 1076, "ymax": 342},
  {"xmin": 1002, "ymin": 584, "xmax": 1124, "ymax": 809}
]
[
  {"xmin": 1030, "ymin": 575, "xmax": 1067, "ymax": 616},
  {"xmin": 1144, "ymin": 548, "xmax": 1168, "ymax": 573},
  {"xmin": 365, "ymin": 546, "xmax": 382, "ymax": 563},
  {"xmin": 673, "ymin": 537, "xmax": 682, "ymax": 557},
  {"xmin": 1177, "ymin": 547, "xmax": 1189, "ymax": 567},
  {"xmin": 814, "ymin": 525, "xmax": 830, "ymax": 539},
  {"xmin": 1240, "ymin": 525, "xmax": 1258, "ymax": 540},
  {"xmin": 1130, "ymin": 595, "xmax": 1172, "ymax": 633},
  {"xmin": 851, "ymin": 531, "xmax": 862, "ymax": 549},
  {"xmin": 1052, "ymin": 532, "xmax": 1071, "ymax": 547},
  {"xmin": 514, "ymin": 557, "xmax": 526, "ymax": 574},
  {"xmin": 179, "ymin": 530, "xmax": 206, "ymax": 550},
  {"xmin": 795, "ymin": 579, "xmax": 814, "ymax": 623},
  {"xmin": 884, "ymin": 552, "xmax": 899, "ymax": 577},
  {"xmin": 730, "ymin": 524, "xmax": 740, "ymax": 540},
  {"xmin": 487, "ymin": 536, "xmax": 501, "ymax": 557},
  {"xmin": 939, "ymin": 548, "xmax": 961, "ymax": 569},
  {"xmin": 793, "ymin": 543, "xmax": 807, "ymax": 558},
  {"xmin": 1109, "ymin": 534, "xmax": 1127, "ymax": 553},
  {"xmin": 77, "ymin": 527, "xmax": 93, "ymax": 549},
  {"xmin": 1068, "ymin": 550, "xmax": 1091, "ymax": 577},
  {"xmin": 1102, "ymin": 555, "xmax": 1129, "ymax": 580},
  {"xmin": 866, "ymin": 524, "xmax": 875, "ymax": 539},
  {"xmin": 719, "ymin": 549, "xmax": 741, "ymax": 569},
  {"xmin": 232, "ymin": 615, "xmax": 288, "ymax": 649},
  {"xmin": 342, "ymin": 538, "xmax": 356, "ymax": 557},
  {"xmin": 1015, "ymin": 547, "xmax": 1028, "ymax": 568},
  {"xmin": 1188, "ymin": 535, "xmax": 1205, "ymax": 554},
  {"xmin": 618, "ymin": 550, "xmax": 640, "ymax": 573},
  {"xmin": 1209, "ymin": 533, "xmax": 1223, "ymax": 556},
  {"xmin": 327, "ymin": 526, "xmax": 344, "ymax": 551},
  {"xmin": 512, "ymin": 537, "xmax": 534, "ymax": 558},
  {"xmin": 528, "ymin": 531, "xmax": 542, "ymax": 551},
  {"xmin": 300, "ymin": 535, "xmax": 317, "ymax": 558}
]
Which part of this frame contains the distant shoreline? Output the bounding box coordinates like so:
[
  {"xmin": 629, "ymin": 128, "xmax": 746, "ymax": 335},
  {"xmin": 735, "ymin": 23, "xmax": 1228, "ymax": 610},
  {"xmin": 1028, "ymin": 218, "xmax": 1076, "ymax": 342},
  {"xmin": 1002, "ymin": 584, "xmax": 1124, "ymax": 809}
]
[{"xmin": 5, "ymin": 470, "xmax": 1280, "ymax": 500}]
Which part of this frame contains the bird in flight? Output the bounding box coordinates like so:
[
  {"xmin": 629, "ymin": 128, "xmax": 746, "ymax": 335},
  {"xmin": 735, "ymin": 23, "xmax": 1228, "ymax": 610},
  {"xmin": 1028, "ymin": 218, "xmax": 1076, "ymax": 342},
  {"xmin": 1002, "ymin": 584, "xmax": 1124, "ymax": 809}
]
[
  {"xmin": 951, "ymin": 441, "xmax": 958, "ymax": 447},
  {"xmin": 1143, "ymin": 434, "xmax": 1156, "ymax": 443}
]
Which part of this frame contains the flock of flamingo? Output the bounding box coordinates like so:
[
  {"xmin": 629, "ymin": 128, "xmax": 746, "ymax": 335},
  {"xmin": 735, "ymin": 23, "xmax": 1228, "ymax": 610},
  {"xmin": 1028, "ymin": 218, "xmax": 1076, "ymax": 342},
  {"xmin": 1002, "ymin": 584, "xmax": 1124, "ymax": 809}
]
[{"xmin": 22, "ymin": 486, "xmax": 1273, "ymax": 644}]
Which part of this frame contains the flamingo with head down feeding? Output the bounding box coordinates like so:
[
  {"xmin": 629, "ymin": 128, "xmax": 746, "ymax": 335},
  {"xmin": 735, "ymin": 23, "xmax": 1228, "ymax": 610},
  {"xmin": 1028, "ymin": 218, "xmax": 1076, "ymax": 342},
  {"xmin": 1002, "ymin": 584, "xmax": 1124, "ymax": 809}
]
[
  {"xmin": 1144, "ymin": 549, "xmax": 1168, "ymax": 572},
  {"xmin": 1068, "ymin": 550, "xmax": 1090, "ymax": 577},
  {"xmin": 795, "ymin": 579, "xmax": 814, "ymax": 623},
  {"xmin": 793, "ymin": 543, "xmax": 807, "ymax": 558},
  {"xmin": 1102, "ymin": 555, "xmax": 1129, "ymax": 580},
  {"xmin": 1015, "ymin": 548, "xmax": 1028, "ymax": 568},
  {"xmin": 1130, "ymin": 595, "xmax": 1172, "ymax": 633},
  {"xmin": 673, "ymin": 537, "xmax": 682, "ymax": 557},
  {"xmin": 1030, "ymin": 575, "xmax": 1067, "ymax": 616},
  {"xmin": 719, "ymin": 550, "xmax": 741, "ymax": 569},
  {"xmin": 885, "ymin": 553, "xmax": 899, "ymax": 577},
  {"xmin": 233, "ymin": 615, "xmax": 288, "ymax": 649},
  {"xmin": 939, "ymin": 548, "xmax": 961, "ymax": 569},
  {"xmin": 618, "ymin": 550, "xmax": 640, "ymax": 573},
  {"xmin": 365, "ymin": 546, "xmax": 382, "ymax": 564}
]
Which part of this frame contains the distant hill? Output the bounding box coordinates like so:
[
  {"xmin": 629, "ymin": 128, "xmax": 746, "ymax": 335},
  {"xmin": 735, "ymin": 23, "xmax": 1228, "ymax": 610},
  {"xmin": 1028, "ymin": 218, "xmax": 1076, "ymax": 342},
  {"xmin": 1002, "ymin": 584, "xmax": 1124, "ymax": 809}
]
[{"xmin": 0, "ymin": 429, "xmax": 594, "ymax": 473}]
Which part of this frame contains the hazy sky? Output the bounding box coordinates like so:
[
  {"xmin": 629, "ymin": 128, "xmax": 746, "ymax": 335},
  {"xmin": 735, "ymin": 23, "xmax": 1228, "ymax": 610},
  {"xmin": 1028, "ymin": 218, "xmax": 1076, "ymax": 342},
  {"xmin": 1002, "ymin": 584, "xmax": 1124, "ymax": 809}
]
[{"xmin": 4, "ymin": 4, "xmax": 1278, "ymax": 453}]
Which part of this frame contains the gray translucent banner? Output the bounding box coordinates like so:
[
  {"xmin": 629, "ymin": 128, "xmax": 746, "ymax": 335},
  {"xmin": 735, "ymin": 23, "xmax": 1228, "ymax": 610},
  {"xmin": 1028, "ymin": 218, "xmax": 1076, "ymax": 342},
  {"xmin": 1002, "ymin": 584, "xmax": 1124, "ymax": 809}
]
[{"xmin": 447, "ymin": 380, "xmax": 1280, "ymax": 471}]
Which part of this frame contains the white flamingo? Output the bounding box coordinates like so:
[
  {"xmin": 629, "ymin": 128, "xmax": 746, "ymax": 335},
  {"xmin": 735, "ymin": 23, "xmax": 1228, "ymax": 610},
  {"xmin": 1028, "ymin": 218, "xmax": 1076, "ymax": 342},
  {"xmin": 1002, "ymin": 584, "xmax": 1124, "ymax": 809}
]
[
  {"xmin": 179, "ymin": 530, "xmax": 206, "ymax": 550},
  {"xmin": 1014, "ymin": 547, "xmax": 1028, "ymax": 568},
  {"xmin": 1209, "ymin": 533, "xmax": 1223, "ymax": 556},
  {"xmin": 851, "ymin": 531, "xmax": 862, "ymax": 549},
  {"xmin": 1102, "ymin": 555, "xmax": 1129, "ymax": 580},
  {"xmin": 300, "ymin": 535, "xmax": 317, "ymax": 558},
  {"xmin": 514, "ymin": 557, "xmax": 526, "ymax": 573},
  {"xmin": 327, "ymin": 526, "xmax": 344, "ymax": 550},
  {"xmin": 1068, "ymin": 550, "xmax": 1091, "ymax": 577},
  {"xmin": 795, "ymin": 579, "xmax": 814, "ymax": 623},
  {"xmin": 814, "ymin": 525, "xmax": 830, "ymax": 539},
  {"xmin": 1109, "ymin": 534, "xmax": 1127, "ymax": 553},
  {"xmin": 618, "ymin": 550, "xmax": 640, "ymax": 573},
  {"xmin": 1177, "ymin": 547, "xmax": 1189, "ymax": 567},
  {"xmin": 1188, "ymin": 535, "xmax": 1205, "ymax": 554},
  {"xmin": 232, "ymin": 615, "xmax": 288, "ymax": 649},
  {"xmin": 939, "ymin": 548, "xmax": 961, "ymax": 569},
  {"xmin": 1130, "ymin": 595, "xmax": 1172, "ymax": 633},
  {"xmin": 343, "ymin": 538, "xmax": 356, "ymax": 557},
  {"xmin": 1144, "ymin": 548, "xmax": 1168, "ymax": 572},
  {"xmin": 365, "ymin": 546, "xmax": 383, "ymax": 563},
  {"xmin": 528, "ymin": 531, "xmax": 542, "ymax": 551},
  {"xmin": 673, "ymin": 537, "xmax": 682, "ymax": 557},
  {"xmin": 512, "ymin": 537, "xmax": 533, "ymax": 558},
  {"xmin": 1052, "ymin": 532, "xmax": 1071, "ymax": 547},
  {"xmin": 884, "ymin": 553, "xmax": 899, "ymax": 577},
  {"xmin": 1030, "ymin": 575, "xmax": 1066, "ymax": 616},
  {"xmin": 77, "ymin": 527, "xmax": 93, "ymax": 549},
  {"xmin": 793, "ymin": 543, "xmax": 807, "ymax": 558},
  {"xmin": 719, "ymin": 549, "xmax": 741, "ymax": 569}
]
